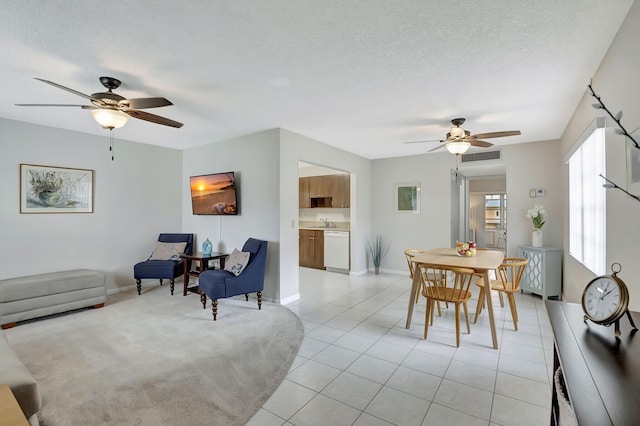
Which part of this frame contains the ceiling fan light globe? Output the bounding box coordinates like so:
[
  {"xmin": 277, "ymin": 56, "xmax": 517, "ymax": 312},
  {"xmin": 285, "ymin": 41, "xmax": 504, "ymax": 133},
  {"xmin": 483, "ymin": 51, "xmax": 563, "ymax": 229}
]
[
  {"xmin": 91, "ymin": 108, "xmax": 129, "ymax": 129},
  {"xmin": 446, "ymin": 141, "xmax": 471, "ymax": 155}
]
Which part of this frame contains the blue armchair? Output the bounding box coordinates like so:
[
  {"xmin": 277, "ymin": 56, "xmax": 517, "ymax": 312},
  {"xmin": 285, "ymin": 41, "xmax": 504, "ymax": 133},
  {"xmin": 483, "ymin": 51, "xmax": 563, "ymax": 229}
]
[
  {"xmin": 198, "ymin": 238, "xmax": 268, "ymax": 320},
  {"xmin": 134, "ymin": 233, "xmax": 193, "ymax": 295}
]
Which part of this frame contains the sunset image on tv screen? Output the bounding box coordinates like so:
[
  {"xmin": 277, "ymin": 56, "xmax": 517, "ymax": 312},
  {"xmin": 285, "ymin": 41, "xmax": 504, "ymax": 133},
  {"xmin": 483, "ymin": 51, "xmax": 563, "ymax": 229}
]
[{"xmin": 190, "ymin": 172, "xmax": 237, "ymax": 215}]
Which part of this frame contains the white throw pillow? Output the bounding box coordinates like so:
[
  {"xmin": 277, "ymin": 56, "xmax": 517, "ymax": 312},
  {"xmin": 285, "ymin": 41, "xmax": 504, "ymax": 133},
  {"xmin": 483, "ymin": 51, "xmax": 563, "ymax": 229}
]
[
  {"xmin": 149, "ymin": 241, "xmax": 187, "ymax": 260},
  {"xmin": 224, "ymin": 248, "xmax": 250, "ymax": 276}
]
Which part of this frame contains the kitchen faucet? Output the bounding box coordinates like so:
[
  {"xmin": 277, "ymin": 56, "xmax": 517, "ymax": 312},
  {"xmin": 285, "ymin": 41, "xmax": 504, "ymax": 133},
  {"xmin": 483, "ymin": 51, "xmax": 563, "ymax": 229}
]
[{"xmin": 320, "ymin": 218, "xmax": 330, "ymax": 227}]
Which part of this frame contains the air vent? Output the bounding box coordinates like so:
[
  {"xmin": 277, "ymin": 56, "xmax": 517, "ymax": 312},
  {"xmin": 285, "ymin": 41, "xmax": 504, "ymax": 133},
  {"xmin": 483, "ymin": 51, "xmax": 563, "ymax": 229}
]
[{"xmin": 461, "ymin": 150, "xmax": 501, "ymax": 163}]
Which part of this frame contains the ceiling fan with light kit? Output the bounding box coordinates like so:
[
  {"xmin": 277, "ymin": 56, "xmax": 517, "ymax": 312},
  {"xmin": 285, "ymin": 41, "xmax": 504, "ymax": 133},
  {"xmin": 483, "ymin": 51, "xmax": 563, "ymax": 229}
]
[
  {"xmin": 15, "ymin": 76, "xmax": 183, "ymax": 160},
  {"xmin": 16, "ymin": 76, "xmax": 183, "ymax": 129},
  {"xmin": 405, "ymin": 118, "xmax": 521, "ymax": 155}
]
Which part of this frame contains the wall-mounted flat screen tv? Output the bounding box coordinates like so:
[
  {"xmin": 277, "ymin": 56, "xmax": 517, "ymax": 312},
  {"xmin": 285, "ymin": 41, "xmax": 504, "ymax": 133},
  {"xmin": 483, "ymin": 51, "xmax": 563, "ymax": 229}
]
[{"xmin": 190, "ymin": 172, "xmax": 238, "ymax": 215}]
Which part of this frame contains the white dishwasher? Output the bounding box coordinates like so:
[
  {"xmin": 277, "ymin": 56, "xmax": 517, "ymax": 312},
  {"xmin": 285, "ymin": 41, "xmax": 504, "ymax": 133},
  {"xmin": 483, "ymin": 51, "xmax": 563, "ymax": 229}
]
[{"xmin": 324, "ymin": 230, "xmax": 350, "ymax": 271}]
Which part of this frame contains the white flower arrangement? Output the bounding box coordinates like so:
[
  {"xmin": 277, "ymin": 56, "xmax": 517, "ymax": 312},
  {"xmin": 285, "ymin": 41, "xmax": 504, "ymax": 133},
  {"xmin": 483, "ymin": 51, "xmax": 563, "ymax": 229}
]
[{"xmin": 526, "ymin": 204, "xmax": 546, "ymax": 229}]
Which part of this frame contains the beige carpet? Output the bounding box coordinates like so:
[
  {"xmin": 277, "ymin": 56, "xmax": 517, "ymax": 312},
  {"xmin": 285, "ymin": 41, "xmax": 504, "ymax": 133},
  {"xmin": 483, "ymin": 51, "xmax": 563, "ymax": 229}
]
[{"xmin": 5, "ymin": 285, "xmax": 303, "ymax": 426}]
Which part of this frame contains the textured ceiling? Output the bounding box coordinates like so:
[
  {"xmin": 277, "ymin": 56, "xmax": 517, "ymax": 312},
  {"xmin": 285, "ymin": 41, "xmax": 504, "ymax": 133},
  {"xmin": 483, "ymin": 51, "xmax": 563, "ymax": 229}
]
[{"xmin": 0, "ymin": 0, "xmax": 634, "ymax": 159}]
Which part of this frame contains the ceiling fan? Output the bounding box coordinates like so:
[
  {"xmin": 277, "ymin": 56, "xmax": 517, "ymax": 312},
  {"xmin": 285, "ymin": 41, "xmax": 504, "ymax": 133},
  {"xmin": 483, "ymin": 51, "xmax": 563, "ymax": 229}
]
[
  {"xmin": 405, "ymin": 118, "xmax": 520, "ymax": 154},
  {"xmin": 15, "ymin": 76, "xmax": 183, "ymax": 129}
]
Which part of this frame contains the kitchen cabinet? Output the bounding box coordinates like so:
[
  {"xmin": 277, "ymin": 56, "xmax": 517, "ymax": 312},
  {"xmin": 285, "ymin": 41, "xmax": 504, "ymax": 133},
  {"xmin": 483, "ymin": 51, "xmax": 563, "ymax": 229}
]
[
  {"xmin": 518, "ymin": 245, "xmax": 562, "ymax": 300},
  {"xmin": 309, "ymin": 175, "xmax": 335, "ymax": 198},
  {"xmin": 299, "ymin": 174, "xmax": 350, "ymax": 208},
  {"xmin": 299, "ymin": 176, "xmax": 311, "ymax": 208},
  {"xmin": 333, "ymin": 173, "xmax": 350, "ymax": 208},
  {"xmin": 299, "ymin": 229, "xmax": 324, "ymax": 269}
]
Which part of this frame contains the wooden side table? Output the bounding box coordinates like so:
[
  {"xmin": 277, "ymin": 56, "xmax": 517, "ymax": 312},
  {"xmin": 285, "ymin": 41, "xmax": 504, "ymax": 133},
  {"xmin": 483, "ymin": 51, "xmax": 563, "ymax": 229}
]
[
  {"xmin": 180, "ymin": 252, "xmax": 227, "ymax": 308},
  {"xmin": 0, "ymin": 384, "xmax": 29, "ymax": 426}
]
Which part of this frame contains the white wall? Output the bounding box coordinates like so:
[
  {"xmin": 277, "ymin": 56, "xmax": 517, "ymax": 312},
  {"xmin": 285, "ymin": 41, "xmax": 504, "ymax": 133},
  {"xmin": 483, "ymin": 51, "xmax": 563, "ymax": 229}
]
[
  {"xmin": 371, "ymin": 140, "xmax": 562, "ymax": 274},
  {"xmin": 503, "ymin": 140, "xmax": 563, "ymax": 254},
  {"xmin": 371, "ymin": 152, "xmax": 456, "ymax": 274},
  {"xmin": 559, "ymin": 1, "xmax": 640, "ymax": 309},
  {"xmin": 0, "ymin": 118, "xmax": 183, "ymax": 291},
  {"xmin": 469, "ymin": 177, "xmax": 506, "ymax": 192},
  {"xmin": 181, "ymin": 129, "xmax": 281, "ymax": 301}
]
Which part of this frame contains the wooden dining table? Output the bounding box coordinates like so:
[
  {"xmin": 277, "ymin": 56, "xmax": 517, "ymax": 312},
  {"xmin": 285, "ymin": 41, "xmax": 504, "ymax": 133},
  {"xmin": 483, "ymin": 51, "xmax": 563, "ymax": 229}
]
[{"xmin": 406, "ymin": 247, "xmax": 505, "ymax": 349}]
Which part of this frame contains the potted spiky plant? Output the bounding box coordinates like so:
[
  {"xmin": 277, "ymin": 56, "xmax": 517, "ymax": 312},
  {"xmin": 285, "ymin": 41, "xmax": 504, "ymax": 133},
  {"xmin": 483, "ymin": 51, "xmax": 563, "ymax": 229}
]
[{"xmin": 367, "ymin": 235, "xmax": 390, "ymax": 274}]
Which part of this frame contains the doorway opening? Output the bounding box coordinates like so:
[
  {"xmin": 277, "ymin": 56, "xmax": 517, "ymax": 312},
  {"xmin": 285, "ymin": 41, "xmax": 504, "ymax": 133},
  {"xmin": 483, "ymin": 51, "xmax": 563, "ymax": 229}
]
[
  {"xmin": 453, "ymin": 170, "xmax": 507, "ymax": 251},
  {"xmin": 483, "ymin": 193, "xmax": 507, "ymax": 249},
  {"xmin": 297, "ymin": 161, "xmax": 353, "ymax": 276}
]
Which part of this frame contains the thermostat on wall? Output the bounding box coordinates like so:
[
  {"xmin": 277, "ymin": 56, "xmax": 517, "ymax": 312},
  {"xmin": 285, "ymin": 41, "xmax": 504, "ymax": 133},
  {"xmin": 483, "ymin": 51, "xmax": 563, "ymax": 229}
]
[{"xmin": 529, "ymin": 188, "xmax": 546, "ymax": 197}]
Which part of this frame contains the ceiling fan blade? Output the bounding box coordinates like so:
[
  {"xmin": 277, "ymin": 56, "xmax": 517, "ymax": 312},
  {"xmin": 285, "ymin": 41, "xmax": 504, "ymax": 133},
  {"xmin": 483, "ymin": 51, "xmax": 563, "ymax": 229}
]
[
  {"xmin": 120, "ymin": 97, "xmax": 173, "ymax": 109},
  {"xmin": 471, "ymin": 130, "xmax": 521, "ymax": 139},
  {"xmin": 34, "ymin": 78, "xmax": 96, "ymax": 101},
  {"xmin": 469, "ymin": 140, "xmax": 493, "ymax": 148},
  {"xmin": 428, "ymin": 143, "xmax": 447, "ymax": 152},
  {"xmin": 15, "ymin": 103, "xmax": 90, "ymax": 107},
  {"xmin": 126, "ymin": 109, "xmax": 183, "ymax": 128}
]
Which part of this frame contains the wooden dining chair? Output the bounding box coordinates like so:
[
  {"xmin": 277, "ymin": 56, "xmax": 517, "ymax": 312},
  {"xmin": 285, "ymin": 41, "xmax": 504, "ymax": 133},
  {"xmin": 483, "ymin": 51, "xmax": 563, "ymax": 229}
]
[
  {"xmin": 420, "ymin": 263, "xmax": 475, "ymax": 347},
  {"xmin": 404, "ymin": 249, "xmax": 446, "ymax": 318},
  {"xmin": 473, "ymin": 257, "xmax": 528, "ymax": 330},
  {"xmin": 473, "ymin": 247, "xmax": 505, "ymax": 307}
]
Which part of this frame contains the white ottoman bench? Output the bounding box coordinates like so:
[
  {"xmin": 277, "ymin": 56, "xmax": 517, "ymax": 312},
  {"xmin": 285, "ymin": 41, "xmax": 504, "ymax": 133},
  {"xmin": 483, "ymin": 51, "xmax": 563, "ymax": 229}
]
[{"xmin": 0, "ymin": 269, "xmax": 106, "ymax": 329}]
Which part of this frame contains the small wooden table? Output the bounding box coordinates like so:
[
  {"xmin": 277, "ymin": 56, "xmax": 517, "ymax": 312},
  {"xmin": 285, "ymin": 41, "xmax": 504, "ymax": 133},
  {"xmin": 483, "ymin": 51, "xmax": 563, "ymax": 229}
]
[
  {"xmin": 0, "ymin": 384, "xmax": 29, "ymax": 426},
  {"xmin": 180, "ymin": 252, "xmax": 228, "ymax": 308},
  {"xmin": 406, "ymin": 248, "xmax": 504, "ymax": 349}
]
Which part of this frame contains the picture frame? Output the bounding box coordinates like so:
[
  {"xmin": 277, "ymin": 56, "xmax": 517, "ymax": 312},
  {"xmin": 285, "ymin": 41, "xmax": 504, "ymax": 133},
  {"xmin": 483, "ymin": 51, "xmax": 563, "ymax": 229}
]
[
  {"xmin": 20, "ymin": 164, "xmax": 94, "ymax": 213},
  {"xmin": 626, "ymin": 128, "xmax": 640, "ymax": 198},
  {"xmin": 394, "ymin": 182, "xmax": 420, "ymax": 213}
]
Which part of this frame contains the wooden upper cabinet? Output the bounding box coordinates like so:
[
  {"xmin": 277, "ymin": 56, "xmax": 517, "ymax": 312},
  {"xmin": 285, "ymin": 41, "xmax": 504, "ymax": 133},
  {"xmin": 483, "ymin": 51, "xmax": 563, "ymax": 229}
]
[
  {"xmin": 333, "ymin": 173, "xmax": 350, "ymax": 208},
  {"xmin": 308, "ymin": 176, "xmax": 324, "ymax": 197},
  {"xmin": 321, "ymin": 175, "xmax": 337, "ymax": 200},
  {"xmin": 299, "ymin": 173, "xmax": 350, "ymax": 208},
  {"xmin": 299, "ymin": 176, "xmax": 311, "ymax": 208}
]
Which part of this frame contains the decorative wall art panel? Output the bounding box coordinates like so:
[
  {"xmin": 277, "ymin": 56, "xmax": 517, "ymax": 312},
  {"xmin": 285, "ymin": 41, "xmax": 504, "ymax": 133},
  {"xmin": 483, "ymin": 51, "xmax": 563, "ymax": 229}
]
[{"xmin": 20, "ymin": 164, "xmax": 94, "ymax": 213}]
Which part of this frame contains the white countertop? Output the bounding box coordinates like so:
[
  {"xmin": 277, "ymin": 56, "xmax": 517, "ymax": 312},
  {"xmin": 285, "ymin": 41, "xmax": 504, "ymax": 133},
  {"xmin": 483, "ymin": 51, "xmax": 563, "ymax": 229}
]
[{"xmin": 299, "ymin": 221, "xmax": 350, "ymax": 231}]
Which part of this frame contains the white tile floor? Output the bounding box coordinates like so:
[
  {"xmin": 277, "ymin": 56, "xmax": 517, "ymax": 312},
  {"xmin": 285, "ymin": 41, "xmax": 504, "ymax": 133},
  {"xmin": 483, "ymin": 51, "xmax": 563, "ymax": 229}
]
[{"xmin": 248, "ymin": 268, "xmax": 555, "ymax": 426}]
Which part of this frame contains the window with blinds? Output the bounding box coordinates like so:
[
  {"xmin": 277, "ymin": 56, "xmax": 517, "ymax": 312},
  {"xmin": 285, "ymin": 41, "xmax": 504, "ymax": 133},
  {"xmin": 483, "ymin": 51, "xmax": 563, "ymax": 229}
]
[{"xmin": 568, "ymin": 118, "xmax": 606, "ymax": 275}]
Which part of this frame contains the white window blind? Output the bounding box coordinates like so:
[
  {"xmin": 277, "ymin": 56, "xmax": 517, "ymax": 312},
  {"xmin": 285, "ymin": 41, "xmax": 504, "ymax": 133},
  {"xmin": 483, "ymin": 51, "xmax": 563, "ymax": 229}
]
[{"xmin": 567, "ymin": 119, "xmax": 606, "ymax": 275}]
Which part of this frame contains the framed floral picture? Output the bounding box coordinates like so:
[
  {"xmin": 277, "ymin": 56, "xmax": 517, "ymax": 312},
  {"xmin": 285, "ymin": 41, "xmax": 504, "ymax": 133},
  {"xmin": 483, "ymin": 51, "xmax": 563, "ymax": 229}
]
[
  {"xmin": 20, "ymin": 164, "xmax": 94, "ymax": 213},
  {"xmin": 394, "ymin": 182, "xmax": 420, "ymax": 213}
]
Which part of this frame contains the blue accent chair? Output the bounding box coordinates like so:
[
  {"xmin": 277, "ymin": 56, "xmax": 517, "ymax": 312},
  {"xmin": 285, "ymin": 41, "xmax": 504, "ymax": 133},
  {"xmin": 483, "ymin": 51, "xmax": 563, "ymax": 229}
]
[
  {"xmin": 134, "ymin": 233, "xmax": 193, "ymax": 295},
  {"xmin": 199, "ymin": 238, "xmax": 268, "ymax": 320}
]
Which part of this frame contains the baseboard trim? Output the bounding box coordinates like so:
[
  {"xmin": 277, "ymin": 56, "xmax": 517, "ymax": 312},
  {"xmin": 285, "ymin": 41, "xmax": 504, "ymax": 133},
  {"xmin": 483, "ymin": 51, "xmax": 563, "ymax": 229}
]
[
  {"xmin": 280, "ymin": 293, "xmax": 301, "ymax": 305},
  {"xmin": 107, "ymin": 285, "xmax": 137, "ymax": 295}
]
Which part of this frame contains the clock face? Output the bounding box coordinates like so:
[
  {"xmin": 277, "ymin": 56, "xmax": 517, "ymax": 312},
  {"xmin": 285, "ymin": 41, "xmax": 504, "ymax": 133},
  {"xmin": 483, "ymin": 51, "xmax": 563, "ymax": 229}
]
[{"xmin": 582, "ymin": 276, "xmax": 625, "ymax": 323}]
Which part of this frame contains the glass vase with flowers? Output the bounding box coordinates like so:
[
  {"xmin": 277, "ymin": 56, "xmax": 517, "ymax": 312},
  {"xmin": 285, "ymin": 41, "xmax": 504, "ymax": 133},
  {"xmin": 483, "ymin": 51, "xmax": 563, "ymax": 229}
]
[{"xmin": 526, "ymin": 204, "xmax": 546, "ymax": 247}]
